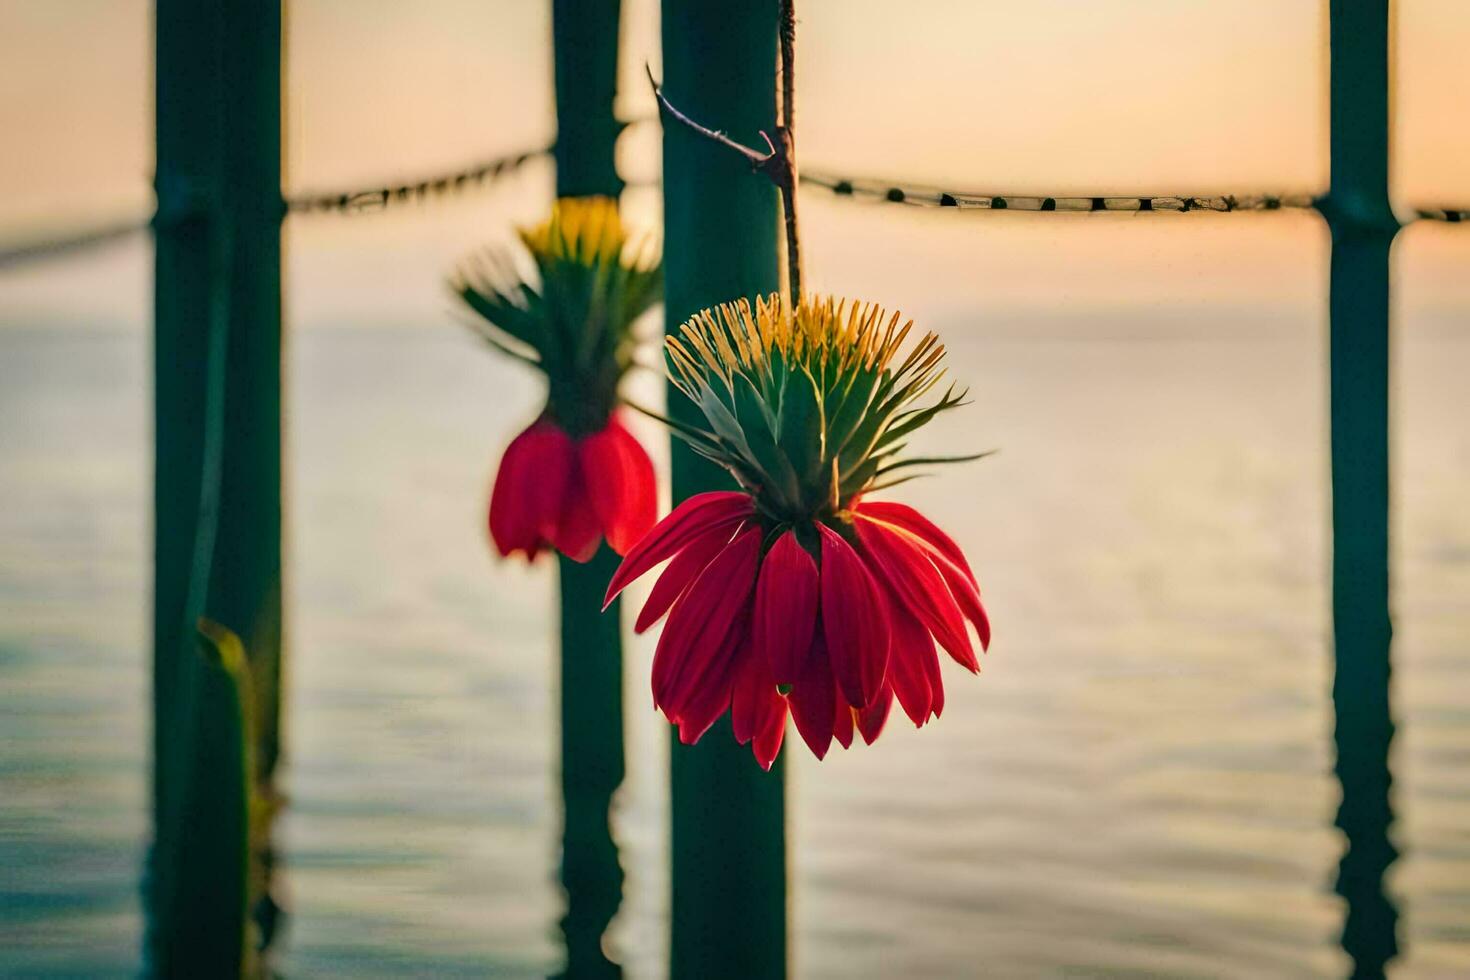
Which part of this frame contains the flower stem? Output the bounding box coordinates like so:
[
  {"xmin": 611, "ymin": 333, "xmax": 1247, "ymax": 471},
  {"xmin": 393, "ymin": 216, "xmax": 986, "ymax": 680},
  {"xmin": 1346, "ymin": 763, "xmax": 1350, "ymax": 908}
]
[{"xmin": 775, "ymin": 0, "xmax": 801, "ymax": 306}]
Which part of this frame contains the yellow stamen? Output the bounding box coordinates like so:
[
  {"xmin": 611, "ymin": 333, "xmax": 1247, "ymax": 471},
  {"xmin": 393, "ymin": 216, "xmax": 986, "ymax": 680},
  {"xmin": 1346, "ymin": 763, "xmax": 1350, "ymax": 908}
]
[
  {"xmin": 517, "ymin": 196, "xmax": 635, "ymax": 268},
  {"xmin": 670, "ymin": 293, "xmax": 939, "ymax": 385}
]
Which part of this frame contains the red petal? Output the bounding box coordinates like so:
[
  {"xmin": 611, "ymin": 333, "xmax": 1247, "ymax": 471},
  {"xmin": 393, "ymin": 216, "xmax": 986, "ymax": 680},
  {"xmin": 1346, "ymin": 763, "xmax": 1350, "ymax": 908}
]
[
  {"xmin": 832, "ymin": 684, "xmax": 855, "ymax": 750},
  {"xmin": 936, "ymin": 555, "xmax": 991, "ymax": 651},
  {"xmin": 924, "ymin": 636, "xmax": 946, "ymax": 718},
  {"xmin": 752, "ymin": 530, "xmax": 820, "ymax": 685},
  {"xmin": 817, "ymin": 523, "xmax": 892, "ymax": 709},
  {"xmin": 862, "ymin": 507, "xmax": 992, "ymax": 652},
  {"xmin": 751, "ymin": 705, "xmax": 787, "ymax": 770},
  {"xmin": 651, "ymin": 527, "xmax": 761, "ymax": 716},
  {"xmin": 856, "ymin": 685, "xmax": 894, "ymax": 745},
  {"xmin": 732, "ymin": 647, "xmax": 788, "ymax": 771},
  {"xmin": 634, "ymin": 521, "xmax": 743, "ymax": 633},
  {"xmin": 673, "ymin": 637, "xmax": 740, "ymax": 747},
  {"xmin": 579, "ymin": 415, "xmax": 658, "ymax": 556},
  {"xmin": 489, "ymin": 419, "xmax": 572, "ymax": 560},
  {"xmin": 552, "ymin": 461, "xmax": 602, "ymax": 562},
  {"xmin": 788, "ymin": 633, "xmax": 836, "ymax": 760},
  {"xmin": 855, "ymin": 518, "xmax": 977, "ymax": 673},
  {"xmin": 731, "ymin": 650, "xmax": 769, "ymax": 744},
  {"xmin": 604, "ymin": 491, "xmax": 754, "ymax": 607},
  {"xmin": 854, "ymin": 500, "xmax": 977, "ymax": 586},
  {"xmin": 887, "ymin": 600, "xmax": 935, "ymax": 726}
]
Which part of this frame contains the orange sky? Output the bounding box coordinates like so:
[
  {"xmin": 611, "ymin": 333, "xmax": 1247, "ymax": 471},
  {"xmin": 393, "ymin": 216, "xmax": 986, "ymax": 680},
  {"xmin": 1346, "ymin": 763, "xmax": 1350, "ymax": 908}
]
[{"xmin": 1, "ymin": 1, "xmax": 1467, "ymax": 329}]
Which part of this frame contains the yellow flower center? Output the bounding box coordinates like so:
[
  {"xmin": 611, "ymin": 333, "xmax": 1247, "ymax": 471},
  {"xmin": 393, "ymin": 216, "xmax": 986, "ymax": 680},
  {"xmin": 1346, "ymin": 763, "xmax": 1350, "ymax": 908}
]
[
  {"xmin": 518, "ymin": 195, "xmax": 630, "ymax": 267},
  {"xmin": 668, "ymin": 294, "xmax": 946, "ymax": 387}
]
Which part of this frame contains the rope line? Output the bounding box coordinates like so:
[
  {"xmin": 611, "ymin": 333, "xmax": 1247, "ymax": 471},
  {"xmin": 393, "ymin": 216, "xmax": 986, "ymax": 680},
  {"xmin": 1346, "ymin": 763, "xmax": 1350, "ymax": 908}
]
[
  {"xmin": 0, "ymin": 219, "xmax": 149, "ymax": 271},
  {"xmin": 5, "ymin": 156, "xmax": 1468, "ymax": 272},
  {"xmin": 1413, "ymin": 207, "xmax": 1468, "ymax": 224},
  {"xmin": 801, "ymin": 172, "xmax": 1318, "ymax": 214},
  {"xmin": 0, "ymin": 145, "xmax": 549, "ymax": 269},
  {"xmin": 283, "ymin": 144, "xmax": 549, "ymax": 214}
]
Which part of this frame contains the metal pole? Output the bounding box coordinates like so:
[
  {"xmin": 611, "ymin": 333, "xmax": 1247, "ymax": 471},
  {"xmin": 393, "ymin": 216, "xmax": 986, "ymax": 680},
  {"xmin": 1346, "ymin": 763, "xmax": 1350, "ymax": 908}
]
[
  {"xmin": 660, "ymin": 3, "xmax": 787, "ymax": 977},
  {"xmin": 1324, "ymin": 1, "xmax": 1399, "ymax": 975},
  {"xmin": 151, "ymin": 0, "xmax": 240, "ymax": 973},
  {"xmin": 209, "ymin": 0, "xmax": 285, "ymax": 796},
  {"xmin": 210, "ymin": 0, "xmax": 287, "ymax": 954},
  {"xmin": 151, "ymin": 0, "xmax": 282, "ymax": 973},
  {"xmin": 553, "ymin": 0, "xmax": 624, "ymax": 199},
  {"xmin": 551, "ymin": 4, "xmax": 627, "ymax": 976}
]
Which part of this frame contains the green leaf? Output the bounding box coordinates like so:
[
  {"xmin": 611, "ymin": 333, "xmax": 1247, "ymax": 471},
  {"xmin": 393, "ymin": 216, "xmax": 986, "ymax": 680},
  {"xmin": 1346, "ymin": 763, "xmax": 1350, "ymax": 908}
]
[
  {"xmin": 733, "ymin": 373, "xmax": 800, "ymax": 509},
  {"xmin": 838, "ymin": 456, "xmax": 881, "ymax": 499},
  {"xmin": 872, "ymin": 385, "xmax": 969, "ymax": 451},
  {"xmin": 464, "ymin": 321, "xmax": 543, "ymax": 369},
  {"xmin": 692, "ymin": 378, "xmax": 757, "ymax": 466},
  {"xmin": 864, "ymin": 472, "xmax": 928, "ymax": 494},
  {"xmin": 775, "ymin": 366, "xmax": 828, "ymax": 509},
  {"xmin": 825, "ymin": 365, "xmax": 882, "ymax": 459},
  {"xmin": 457, "ymin": 283, "xmax": 542, "ymax": 351},
  {"xmin": 150, "ymin": 618, "xmax": 258, "ymax": 977},
  {"xmin": 873, "ymin": 450, "xmax": 996, "ymax": 479},
  {"xmin": 625, "ymin": 400, "xmax": 723, "ymax": 455}
]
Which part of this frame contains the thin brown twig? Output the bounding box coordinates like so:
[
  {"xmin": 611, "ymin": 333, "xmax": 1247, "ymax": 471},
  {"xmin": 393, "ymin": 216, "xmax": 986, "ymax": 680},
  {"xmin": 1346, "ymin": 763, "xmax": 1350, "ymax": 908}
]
[
  {"xmin": 645, "ymin": 0, "xmax": 805, "ymax": 308},
  {"xmin": 776, "ymin": 0, "xmax": 801, "ymax": 302},
  {"xmin": 645, "ymin": 65, "xmax": 773, "ymax": 171}
]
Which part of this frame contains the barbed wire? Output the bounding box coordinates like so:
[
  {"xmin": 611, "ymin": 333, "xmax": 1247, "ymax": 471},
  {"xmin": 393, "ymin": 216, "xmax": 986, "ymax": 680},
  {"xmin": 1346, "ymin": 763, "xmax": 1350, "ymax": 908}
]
[
  {"xmin": 0, "ymin": 145, "xmax": 549, "ymax": 270},
  {"xmin": 5, "ymin": 151, "xmax": 1468, "ymax": 273},
  {"xmin": 283, "ymin": 144, "xmax": 548, "ymax": 214},
  {"xmin": 800, "ymin": 172, "xmax": 1318, "ymax": 214},
  {"xmin": 0, "ymin": 218, "xmax": 150, "ymax": 271},
  {"xmin": 1413, "ymin": 207, "xmax": 1467, "ymax": 223}
]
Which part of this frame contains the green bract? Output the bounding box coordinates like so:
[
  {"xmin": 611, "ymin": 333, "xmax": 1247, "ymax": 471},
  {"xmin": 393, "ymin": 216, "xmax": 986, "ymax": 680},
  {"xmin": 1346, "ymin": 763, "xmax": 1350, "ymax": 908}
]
[
  {"xmin": 662, "ymin": 293, "xmax": 982, "ymax": 523},
  {"xmin": 452, "ymin": 196, "xmax": 662, "ymax": 435}
]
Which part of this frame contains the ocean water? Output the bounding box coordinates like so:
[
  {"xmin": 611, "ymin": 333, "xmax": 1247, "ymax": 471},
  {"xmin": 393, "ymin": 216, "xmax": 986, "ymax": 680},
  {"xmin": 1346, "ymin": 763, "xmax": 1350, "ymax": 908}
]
[{"xmin": 0, "ymin": 317, "xmax": 1466, "ymax": 979}]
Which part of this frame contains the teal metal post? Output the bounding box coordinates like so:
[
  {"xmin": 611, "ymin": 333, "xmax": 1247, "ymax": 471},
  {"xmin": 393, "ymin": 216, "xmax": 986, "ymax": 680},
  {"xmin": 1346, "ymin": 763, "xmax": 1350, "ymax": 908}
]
[
  {"xmin": 1324, "ymin": 1, "xmax": 1399, "ymax": 975},
  {"xmin": 209, "ymin": 0, "xmax": 285, "ymax": 802},
  {"xmin": 152, "ymin": 0, "xmax": 240, "ymax": 972},
  {"xmin": 552, "ymin": 4, "xmax": 627, "ymax": 977},
  {"xmin": 151, "ymin": 0, "xmax": 283, "ymax": 973},
  {"xmin": 555, "ymin": 553, "xmax": 626, "ymax": 980},
  {"xmin": 211, "ymin": 0, "xmax": 286, "ymax": 953},
  {"xmin": 660, "ymin": 3, "xmax": 787, "ymax": 977},
  {"xmin": 553, "ymin": 0, "xmax": 624, "ymax": 199}
]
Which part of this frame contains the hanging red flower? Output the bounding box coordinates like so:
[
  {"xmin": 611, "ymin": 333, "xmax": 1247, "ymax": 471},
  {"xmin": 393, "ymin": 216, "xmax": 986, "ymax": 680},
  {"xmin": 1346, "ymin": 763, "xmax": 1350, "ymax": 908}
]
[
  {"xmin": 606, "ymin": 294, "xmax": 991, "ymax": 767},
  {"xmin": 454, "ymin": 197, "xmax": 662, "ymax": 562},
  {"xmin": 489, "ymin": 412, "xmax": 656, "ymax": 562}
]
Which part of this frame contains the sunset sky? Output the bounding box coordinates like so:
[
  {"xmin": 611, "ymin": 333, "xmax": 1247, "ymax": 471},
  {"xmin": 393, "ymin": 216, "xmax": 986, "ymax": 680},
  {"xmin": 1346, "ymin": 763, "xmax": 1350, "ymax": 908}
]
[{"xmin": 2, "ymin": 1, "xmax": 1467, "ymax": 330}]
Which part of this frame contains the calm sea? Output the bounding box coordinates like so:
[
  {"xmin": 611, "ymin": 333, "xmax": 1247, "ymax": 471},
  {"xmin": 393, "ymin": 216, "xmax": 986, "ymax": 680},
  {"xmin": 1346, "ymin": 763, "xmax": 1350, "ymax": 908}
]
[{"xmin": 1, "ymin": 316, "xmax": 1466, "ymax": 978}]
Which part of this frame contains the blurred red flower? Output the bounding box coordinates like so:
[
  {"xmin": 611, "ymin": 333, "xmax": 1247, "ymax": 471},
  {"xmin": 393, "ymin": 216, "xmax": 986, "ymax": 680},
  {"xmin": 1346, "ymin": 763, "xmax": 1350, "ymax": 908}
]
[
  {"xmin": 490, "ymin": 412, "xmax": 656, "ymax": 564},
  {"xmin": 454, "ymin": 196, "xmax": 663, "ymax": 564}
]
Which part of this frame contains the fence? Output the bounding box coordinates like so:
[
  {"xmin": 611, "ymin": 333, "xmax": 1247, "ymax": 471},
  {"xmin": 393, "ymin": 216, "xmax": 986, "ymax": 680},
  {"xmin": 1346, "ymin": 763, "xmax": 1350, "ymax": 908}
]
[{"xmin": 3, "ymin": 0, "xmax": 1462, "ymax": 976}]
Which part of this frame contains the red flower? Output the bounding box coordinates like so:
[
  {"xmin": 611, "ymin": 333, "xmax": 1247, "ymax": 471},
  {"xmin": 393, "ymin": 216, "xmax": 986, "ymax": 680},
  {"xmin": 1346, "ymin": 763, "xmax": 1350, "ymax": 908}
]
[
  {"xmin": 490, "ymin": 412, "xmax": 656, "ymax": 563},
  {"xmin": 604, "ymin": 492, "xmax": 989, "ymax": 768}
]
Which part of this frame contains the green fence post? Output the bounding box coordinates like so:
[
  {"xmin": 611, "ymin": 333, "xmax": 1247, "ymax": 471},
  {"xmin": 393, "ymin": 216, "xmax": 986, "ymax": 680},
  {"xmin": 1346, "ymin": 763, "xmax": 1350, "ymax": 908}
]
[
  {"xmin": 660, "ymin": 3, "xmax": 787, "ymax": 977},
  {"xmin": 152, "ymin": 0, "xmax": 235, "ymax": 973},
  {"xmin": 1324, "ymin": 1, "xmax": 1400, "ymax": 975},
  {"xmin": 209, "ymin": 0, "xmax": 286, "ymax": 953},
  {"xmin": 151, "ymin": 0, "xmax": 283, "ymax": 973},
  {"xmin": 552, "ymin": 3, "xmax": 627, "ymax": 977},
  {"xmin": 553, "ymin": 0, "xmax": 624, "ymax": 199}
]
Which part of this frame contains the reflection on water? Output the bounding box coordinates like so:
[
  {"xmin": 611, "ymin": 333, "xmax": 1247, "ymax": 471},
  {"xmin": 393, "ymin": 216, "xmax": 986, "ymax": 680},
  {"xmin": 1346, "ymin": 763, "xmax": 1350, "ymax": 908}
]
[
  {"xmin": 555, "ymin": 550, "xmax": 627, "ymax": 980},
  {"xmin": 1, "ymin": 323, "xmax": 1467, "ymax": 977},
  {"xmin": 1328, "ymin": 230, "xmax": 1399, "ymax": 977}
]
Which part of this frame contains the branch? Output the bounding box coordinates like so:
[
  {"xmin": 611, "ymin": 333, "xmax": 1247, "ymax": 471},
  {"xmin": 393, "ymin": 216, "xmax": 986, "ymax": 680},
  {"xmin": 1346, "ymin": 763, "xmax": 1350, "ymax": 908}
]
[
  {"xmin": 775, "ymin": 0, "xmax": 802, "ymax": 303},
  {"xmin": 645, "ymin": 0, "xmax": 805, "ymax": 307},
  {"xmin": 779, "ymin": 0, "xmax": 796, "ymax": 137},
  {"xmin": 645, "ymin": 64, "xmax": 775, "ymax": 175}
]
